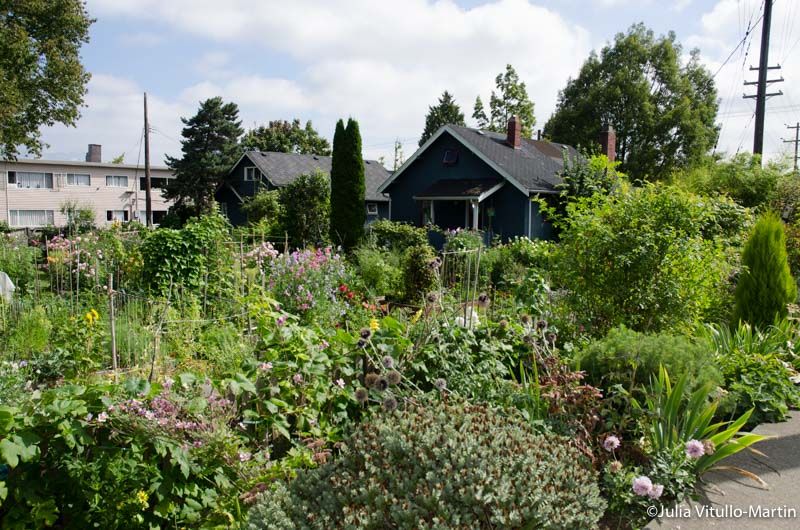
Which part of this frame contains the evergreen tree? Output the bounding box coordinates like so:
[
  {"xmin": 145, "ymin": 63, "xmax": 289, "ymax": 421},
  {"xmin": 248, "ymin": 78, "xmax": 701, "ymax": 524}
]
[
  {"xmin": 164, "ymin": 97, "xmax": 243, "ymax": 219},
  {"xmin": 473, "ymin": 65, "xmax": 535, "ymax": 136},
  {"xmin": 734, "ymin": 211, "xmax": 797, "ymax": 328},
  {"xmin": 240, "ymin": 119, "xmax": 330, "ymax": 155},
  {"xmin": 472, "ymin": 96, "xmax": 489, "ymax": 129},
  {"xmin": 419, "ymin": 91, "xmax": 465, "ymax": 146},
  {"xmin": 329, "ymin": 118, "xmax": 365, "ymax": 249}
]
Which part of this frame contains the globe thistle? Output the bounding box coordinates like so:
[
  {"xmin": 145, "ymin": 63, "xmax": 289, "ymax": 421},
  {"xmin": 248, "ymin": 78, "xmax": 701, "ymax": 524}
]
[
  {"xmin": 386, "ymin": 370, "xmax": 402, "ymax": 386},
  {"xmin": 375, "ymin": 376, "xmax": 389, "ymax": 391},
  {"xmin": 477, "ymin": 292, "xmax": 490, "ymax": 308},
  {"xmin": 354, "ymin": 387, "xmax": 368, "ymax": 404},
  {"xmin": 426, "ymin": 292, "xmax": 438, "ymax": 304},
  {"xmin": 498, "ymin": 319, "xmax": 509, "ymax": 330},
  {"xmin": 359, "ymin": 327, "xmax": 372, "ymax": 339},
  {"xmin": 433, "ymin": 378, "xmax": 447, "ymax": 391},
  {"xmin": 536, "ymin": 319, "xmax": 548, "ymax": 330},
  {"xmin": 382, "ymin": 355, "xmax": 395, "ymax": 369},
  {"xmin": 521, "ymin": 314, "xmax": 532, "ymax": 326},
  {"xmin": 365, "ymin": 373, "xmax": 380, "ymax": 389},
  {"xmin": 382, "ymin": 396, "xmax": 398, "ymax": 412},
  {"xmin": 357, "ymin": 338, "xmax": 368, "ymax": 349}
]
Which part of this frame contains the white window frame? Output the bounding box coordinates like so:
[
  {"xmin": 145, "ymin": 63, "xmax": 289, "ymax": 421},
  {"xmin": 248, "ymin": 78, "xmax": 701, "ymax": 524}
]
[
  {"xmin": 244, "ymin": 167, "xmax": 261, "ymax": 181},
  {"xmin": 105, "ymin": 175, "xmax": 129, "ymax": 188},
  {"xmin": 106, "ymin": 210, "xmax": 129, "ymax": 222},
  {"xmin": 9, "ymin": 209, "xmax": 54, "ymax": 227},
  {"xmin": 13, "ymin": 171, "xmax": 54, "ymax": 189},
  {"xmin": 366, "ymin": 203, "xmax": 378, "ymax": 215},
  {"xmin": 67, "ymin": 173, "xmax": 91, "ymax": 186}
]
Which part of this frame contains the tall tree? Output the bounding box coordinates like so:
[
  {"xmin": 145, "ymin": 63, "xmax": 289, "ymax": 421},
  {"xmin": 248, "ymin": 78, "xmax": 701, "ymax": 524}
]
[
  {"xmin": 281, "ymin": 170, "xmax": 330, "ymax": 246},
  {"xmin": 419, "ymin": 91, "xmax": 465, "ymax": 146},
  {"xmin": 0, "ymin": 1, "xmax": 93, "ymax": 158},
  {"xmin": 544, "ymin": 24, "xmax": 719, "ymax": 181},
  {"xmin": 329, "ymin": 118, "xmax": 365, "ymax": 249},
  {"xmin": 164, "ymin": 97, "xmax": 243, "ymax": 218},
  {"xmin": 240, "ymin": 119, "xmax": 331, "ymax": 156},
  {"xmin": 472, "ymin": 65, "xmax": 535, "ymax": 137}
]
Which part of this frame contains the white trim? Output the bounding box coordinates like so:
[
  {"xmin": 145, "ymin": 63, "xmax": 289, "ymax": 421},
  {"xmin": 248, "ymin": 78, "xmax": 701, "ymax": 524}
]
[
  {"xmin": 244, "ymin": 166, "xmax": 260, "ymax": 181},
  {"xmin": 412, "ymin": 181, "xmax": 506, "ymax": 203},
  {"xmin": 377, "ymin": 125, "xmax": 529, "ymax": 195},
  {"xmin": 225, "ymin": 183, "xmax": 246, "ymax": 204},
  {"xmin": 366, "ymin": 202, "xmax": 379, "ymax": 215},
  {"xmin": 228, "ymin": 152, "xmax": 276, "ymax": 187}
]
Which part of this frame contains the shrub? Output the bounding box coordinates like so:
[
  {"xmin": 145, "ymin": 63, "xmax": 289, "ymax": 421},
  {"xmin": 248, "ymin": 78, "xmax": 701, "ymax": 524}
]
[
  {"xmin": 733, "ymin": 211, "xmax": 797, "ymax": 328},
  {"xmin": 576, "ymin": 326, "xmax": 723, "ymax": 395},
  {"xmin": 483, "ymin": 237, "xmax": 552, "ymax": 290},
  {"xmin": 241, "ymin": 189, "xmax": 284, "ymax": 232},
  {"xmin": 0, "ymin": 234, "xmax": 39, "ymax": 295},
  {"xmin": 368, "ymin": 219, "xmax": 428, "ymax": 250},
  {"xmin": 402, "ymin": 244, "xmax": 437, "ymax": 303},
  {"xmin": 247, "ymin": 400, "xmax": 605, "ymax": 529},
  {"xmin": 352, "ymin": 245, "xmax": 403, "ymax": 299},
  {"xmin": 281, "ymin": 170, "xmax": 330, "ymax": 247}
]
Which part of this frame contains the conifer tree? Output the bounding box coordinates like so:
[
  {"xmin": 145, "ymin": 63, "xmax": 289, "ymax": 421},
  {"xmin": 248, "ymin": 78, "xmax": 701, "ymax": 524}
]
[
  {"xmin": 419, "ymin": 91, "xmax": 465, "ymax": 146},
  {"xmin": 734, "ymin": 211, "xmax": 797, "ymax": 328},
  {"xmin": 329, "ymin": 118, "xmax": 365, "ymax": 249}
]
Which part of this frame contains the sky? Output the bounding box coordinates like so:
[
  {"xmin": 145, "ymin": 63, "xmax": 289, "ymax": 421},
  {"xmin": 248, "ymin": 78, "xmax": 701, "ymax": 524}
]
[{"xmin": 39, "ymin": 0, "xmax": 800, "ymax": 167}]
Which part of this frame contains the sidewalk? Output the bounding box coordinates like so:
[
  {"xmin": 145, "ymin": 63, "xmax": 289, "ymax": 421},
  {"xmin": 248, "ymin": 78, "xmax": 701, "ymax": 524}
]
[{"xmin": 647, "ymin": 412, "xmax": 800, "ymax": 529}]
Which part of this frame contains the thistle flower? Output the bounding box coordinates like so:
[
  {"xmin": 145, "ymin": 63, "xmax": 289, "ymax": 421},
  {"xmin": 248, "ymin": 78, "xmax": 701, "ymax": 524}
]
[
  {"xmin": 382, "ymin": 396, "xmax": 398, "ymax": 412},
  {"xmin": 382, "ymin": 355, "xmax": 395, "ymax": 369},
  {"xmin": 365, "ymin": 373, "xmax": 380, "ymax": 389},
  {"xmin": 702, "ymin": 439, "xmax": 716, "ymax": 456},
  {"xmin": 685, "ymin": 439, "xmax": 705, "ymax": 459},
  {"xmin": 434, "ymin": 378, "xmax": 447, "ymax": 391},
  {"xmin": 648, "ymin": 484, "xmax": 664, "ymax": 500},
  {"xmin": 375, "ymin": 377, "xmax": 389, "ymax": 391},
  {"xmin": 355, "ymin": 387, "xmax": 369, "ymax": 403},
  {"xmin": 477, "ymin": 292, "xmax": 490, "ymax": 308},
  {"xmin": 632, "ymin": 476, "xmax": 653, "ymax": 496},
  {"xmin": 357, "ymin": 338, "xmax": 368, "ymax": 349},
  {"xmin": 359, "ymin": 327, "xmax": 372, "ymax": 339},
  {"xmin": 386, "ymin": 370, "xmax": 402, "ymax": 386},
  {"xmin": 608, "ymin": 460, "xmax": 623, "ymax": 473},
  {"xmin": 498, "ymin": 319, "xmax": 509, "ymax": 329},
  {"xmin": 602, "ymin": 435, "xmax": 621, "ymax": 452},
  {"xmin": 426, "ymin": 292, "xmax": 438, "ymax": 304},
  {"xmin": 521, "ymin": 314, "xmax": 532, "ymax": 326}
]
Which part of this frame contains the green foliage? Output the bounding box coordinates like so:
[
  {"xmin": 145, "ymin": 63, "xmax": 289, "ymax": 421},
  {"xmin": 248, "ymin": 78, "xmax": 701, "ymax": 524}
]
[
  {"xmin": 247, "ymin": 400, "xmax": 605, "ymax": 529},
  {"xmin": 472, "ymin": 64, "xmax": 536, "ymax": 137},
  {"xmin": 703, "ymin": 322, "xmax": 800, "ymax": 424},
  {"xmin": 576, "ymin": 326, "xmax": 722, "ymax": 395},
  {"xmin": 544, "ymin": 24, "xmax": 719, "ymax": 180},
  {"xmin": 3, "ymin": 306, "xmax": 51, "ymax": 359},
  {"xmin": 367, "ymin": 219, "xmax": 428, "ymax": 250},
  {"xmin": 483, "ymin": 236, "xmax": 552, "ymax": 290},
  {"xmin": 553, "ymin": 183, "xmax": 740, "ymax": 335},
  {"xmin": 734, "ymin": 211, "xmax": 797, "ymax": 327},
  {"xmin": 59, "ymin": 200, "xmax": 95, "ymax": 235},
  {"xmin": 164, "ymin": 97, "xmax": 244, "ymax": 217},
  {"xmin": 418, "ymin": 90, "xmax": 465, "ymax": 146},
  {"xmin": 0, "ymin": 235, "xmax": 39, "ymax": 294},
  {"xmin": 280, "ymin": 170, "xmax": 330, "ymax": 247},
  {"xmin": 353, "ymin": 246, "xmax": 403, "ymax": 299},
  {"xmin": 401, "ymin": 244, "xmax": 438, "ymax": 303},
  {"xmin": 241, "ymin": 189, "xmax": 284, "ymax": 232},
  {"xmin": 240, "ymin": 119, "xmax": 331, "ymax": 156},
  {"xmin": 329, "ymin": 118, "xmax": 366, "ymax": 250},
  {"xmin": 556, "ymin": 150, "xmax": 623, "ymax": 200},
  {"xmin": 0, "ymin": 0, "xmax": 92, "ymax": 158}
]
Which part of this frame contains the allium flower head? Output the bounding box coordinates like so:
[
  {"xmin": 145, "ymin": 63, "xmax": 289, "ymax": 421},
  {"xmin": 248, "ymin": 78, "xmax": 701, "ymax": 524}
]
[
  {"xmin": 386, "ymin": 370, "xmax": 402, "ymax": 386},
  {"xmin": 632, "ymin": 476, "xmax": 653, "ymax": 496},
  {"xmin": 603, "ymin": 435, "xmax": 621, "ymax": 452},
  {"xmin": 434, "ymin": 378, "xmax": 447, "ymax": 391},
  {"xmin": 608, "ymin": 461, "xmax": 623, "ymax": 473},
  {"xmin": 498, "ymin": 319, "xmax": 509, "ymax": 329},
  {"xmin": 702, "ymin": 439, "xmax": 716, "ymax": 456},
  {"xmin": 365, "ymin": 373, "xmax": 380, "ymax": 389},
  {"xmin": 382, "ymin": 355, "xmax": 395, "ymax": 369},
  {"xmin": 357, "ymin": 338, "xmax": 368, "ymax": 349},
  {"xmin": 648, "ymin": 483, "xmax": 664, "ymax": 500},
  {"xmin": 355, "ymin": 387, "xmax": 369, "ymax": 403},
  {"xmin": 375, "ymin": 377, "xmax": 389, "ymax": 391},
  {"xmin": 685, "ymin": 439, "xmax": 705, "ymax": 459},
  {"xmin": 359, "ymin": 327, "xmax": 372, "ymax": 339},
  {"xmin": 521, "ymin": 314, "xmax": 532, "ymax": 326},
  {"xmin": 536, "ymin": 319, "xmax": 548, "ymax": 330},
  {"xmin": 382, "ymin": 396, "xmax": 398, "ymax": 412}
]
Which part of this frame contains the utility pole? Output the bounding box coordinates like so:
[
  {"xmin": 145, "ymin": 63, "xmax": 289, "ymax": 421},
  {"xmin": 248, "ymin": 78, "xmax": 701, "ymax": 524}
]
[
  {"xmin": 784, "ymin": 123, "xmax": 800, "ymax": 173},
  {"xmin": 143, "ymin": 92, "xmax": 153, "ymax": 227}
]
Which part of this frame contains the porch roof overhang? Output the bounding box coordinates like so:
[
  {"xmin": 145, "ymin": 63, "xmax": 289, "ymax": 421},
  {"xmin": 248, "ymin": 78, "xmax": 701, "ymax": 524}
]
[{"xmin": 413, "ymin": 179, "xmax": 504, "ymax": 202}]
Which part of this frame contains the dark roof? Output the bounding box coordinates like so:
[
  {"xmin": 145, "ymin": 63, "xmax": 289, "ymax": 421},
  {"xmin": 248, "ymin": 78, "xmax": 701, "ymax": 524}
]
[
  {"xmin": 242, "ymin": 151, "xmax": 390, "ymax": 201},
  {"xmin": 445, "ymin": 125, "xmax": 578, "ymax": 192},
  {"xmin": 415, "ymin": 178, "xmax": 503, "ymax": 199}
]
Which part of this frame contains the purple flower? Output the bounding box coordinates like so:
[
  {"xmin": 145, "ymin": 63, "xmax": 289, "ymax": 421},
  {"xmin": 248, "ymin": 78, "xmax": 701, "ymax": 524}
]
[
  {"xmin": 259, "ymin": 362, "xmax": 273, "ymax": 372},
  {"xmin": 319, "ymin": 340, "xmax": 330, "ymax": 350},
  {"xmin": 276, "ymin": 315, "xmax": 287, "ymax": 326},
  {"xmin": 603, "ymin": 435, "xmax": 621, "ymax": 452},
  {"xmin": 293, "ymin": 373, "xmax": 304, "ymax": 385},
  {"xmin": 18, "ymin": 360, "xmax": 28, "ymax": 368},
  {"xmin": 382, "ymin": 356, "xmax": 395, "ymax": 369},
  {"xmin": 685, "ymin": 439, "xmax": 705, "ymax": 459},
  {"xmin": 434, "ymin": 378, "xmax": 447, "ymax": 391},
  {"xmin": 632, "ymin": 476, "xmax": 653, "ymax": 496},
  {"xmin": 238, "ymin": 451, "xmax": 252, "ymax": 462},
  {"xmin": 648, "ymin": 483, "xmax": 665, "ymax": 499},
  {"xmin": 97, "ymin": 411, "xmax": 108, "ymax": 423}
]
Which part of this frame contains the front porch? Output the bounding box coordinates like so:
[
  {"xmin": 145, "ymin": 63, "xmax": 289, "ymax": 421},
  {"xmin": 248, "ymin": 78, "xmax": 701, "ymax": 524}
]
[{"xmin": 413, "ymin": 178, "xmax": 504, "ymax": 236}]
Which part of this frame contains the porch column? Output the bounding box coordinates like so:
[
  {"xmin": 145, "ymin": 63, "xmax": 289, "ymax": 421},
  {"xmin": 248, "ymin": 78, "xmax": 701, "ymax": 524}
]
[{"xmin": 471, "ymin": 201, "xmax": 479, "ymax": 230}]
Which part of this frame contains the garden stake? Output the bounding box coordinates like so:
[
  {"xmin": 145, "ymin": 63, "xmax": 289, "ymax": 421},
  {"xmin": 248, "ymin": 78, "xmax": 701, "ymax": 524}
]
[{"xmin": 108, "ymin": 272, "xmax": 117, "ymax": 375}]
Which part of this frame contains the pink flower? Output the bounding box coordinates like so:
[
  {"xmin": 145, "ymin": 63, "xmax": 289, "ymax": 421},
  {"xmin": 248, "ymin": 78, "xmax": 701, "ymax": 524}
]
[
  {"xmin": 293, "ymin": 373, "xmax": 304, "ymax": 385},
  {"xmin": 685, "ymin": 439, "xmax": 705, "ymax": 459},
  {"xmin": 648, "ymin": 483, "xmax": 665, "ymax": 499},
  {"xmin": 97, "ymin": 411, "xmax": 109, "ymax": 423},
  {"xmin": 259, "ymin": 362, "xmax": 273, "ymax": 372},
  {"xmin": 335, "ymin": 378, "xmax": 345, "ymax": 389},
  {"xmin": 238, "ymin": 451, "xmax": 252, "ymax": 462},
  {"xmin": 603, "ymin": 435, "xmax": 621, "ymax": 452},
  {"xmin": 632, "ymin": 476, "xmax": 653, "ymax": 496}
]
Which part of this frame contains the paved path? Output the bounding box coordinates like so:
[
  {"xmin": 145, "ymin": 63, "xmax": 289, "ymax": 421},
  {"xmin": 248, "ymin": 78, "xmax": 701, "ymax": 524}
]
[{"xmin": 647, "ymin": 412, "xmax": 800, "ymax": 529}]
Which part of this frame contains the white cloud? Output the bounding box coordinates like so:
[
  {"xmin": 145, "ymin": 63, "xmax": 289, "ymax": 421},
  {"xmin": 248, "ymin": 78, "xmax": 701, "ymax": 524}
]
[{"xmin": 118, "ymin": 31, "xmax": 165, "ymax": 47}]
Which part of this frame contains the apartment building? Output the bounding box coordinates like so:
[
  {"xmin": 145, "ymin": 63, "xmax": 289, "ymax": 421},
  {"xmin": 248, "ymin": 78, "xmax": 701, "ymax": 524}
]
[{"xmin": 0, "ymin": 144, "xmax": 175, "ymax": 228}]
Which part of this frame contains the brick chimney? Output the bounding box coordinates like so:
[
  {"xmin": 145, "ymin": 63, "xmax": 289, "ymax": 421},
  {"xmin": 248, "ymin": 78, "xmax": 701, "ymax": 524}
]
[
  {"xmin": 599, "ymin": 125, "xmax": 615, "ymax": 162},
  {"xmin": 506, "ymin": 116, "xmax": 521, "ymax": 149},
  {"xmin": 86, "ymin": 144, "xmax": 102, "ymax": 163}
]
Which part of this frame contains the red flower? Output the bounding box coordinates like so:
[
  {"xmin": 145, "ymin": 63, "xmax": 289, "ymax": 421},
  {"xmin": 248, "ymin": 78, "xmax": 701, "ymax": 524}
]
[
  {"xmin": 339, "ymin": 284, "xmax": 348, "ymax": 293},
  {"xmin": 346, "ymin": 292, "xmax": 355, "ymax": 300}
]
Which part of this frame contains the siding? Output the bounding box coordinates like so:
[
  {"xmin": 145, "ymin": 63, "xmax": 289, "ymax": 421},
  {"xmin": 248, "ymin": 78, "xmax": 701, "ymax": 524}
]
[{"xmin": 0, "ymin": 160, "xmax": 175, "ymax": 227}]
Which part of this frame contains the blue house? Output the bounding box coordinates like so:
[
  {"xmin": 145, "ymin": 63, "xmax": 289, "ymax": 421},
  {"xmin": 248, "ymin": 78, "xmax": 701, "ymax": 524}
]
[
  {"xmin": 216, "ymin": 151, "xmax": 391, "ymax": 226},
  {"xmin": 378, "ymin": 117, "xmax": 587, "ymax": 241}
]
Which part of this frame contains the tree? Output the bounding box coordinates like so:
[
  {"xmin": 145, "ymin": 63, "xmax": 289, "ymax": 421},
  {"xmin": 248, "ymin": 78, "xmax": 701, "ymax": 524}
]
[
  {"xmin": 0, "ymin": 1, "xmax": 93, "ymax": 158},
  {"xmin": 280, "ymin": 170, "xmax": 330, "ymax": 247},
  {"xmin": 393, "ymin": 139, "xmax": 405, "ymax": 170},
  {"xmin": 472, "ymin": 65, "xmax": 535, "ymax": 136},
  {"xmin": 733, "ymin": 211, "xmax": 797, "ymax": 328},
  {"xmin": 419, "ymin": 91, "xmax": 465, "ymax": 146},
  {"xmin": 556, "ymin": 151, "xmax": 623, "ymax": 200},
  {"xmin": 240, "ymin": 119, "xmax": 331, "ymax": 156},
  {"xmin": 164, "ymin": 97, "xmax": 243, "ymax": 218},
  {"xmin": 241, "ymin": 189, "xmax": 283, "ymax": 232},
  {"xmin": 329, "ymin": 118, "xmax": 366, "ymax": 249},
  {"xmin": 544, "ymin": 24, "xmax": 719, "ymax": 181}
]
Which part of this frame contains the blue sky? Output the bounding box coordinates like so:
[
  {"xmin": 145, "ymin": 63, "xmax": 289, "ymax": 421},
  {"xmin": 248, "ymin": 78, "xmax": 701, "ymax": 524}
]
[{"xmin": 41, "ymin": 0, "xmax": 800, "ymax": 166}]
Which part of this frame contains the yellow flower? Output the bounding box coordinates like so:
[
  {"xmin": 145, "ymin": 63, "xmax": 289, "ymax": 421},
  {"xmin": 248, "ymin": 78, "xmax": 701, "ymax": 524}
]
[
  {"xmin": 411, "ymin": 309, "xmax": 423, "ymax": 324},
  {"xmin": 369, "ymin": 318, "xmax": 380, "ymax": 332},
  {"xmin": 84, "ymin": 312, "xmax": 94, "ymax": 325},
  {"xmin": 91, "ymin": 309, "xmax": 99, "ymax": 321},
  {"xmin": 136, "ymin": 490, "xmax": 149, "ymax": 508}
]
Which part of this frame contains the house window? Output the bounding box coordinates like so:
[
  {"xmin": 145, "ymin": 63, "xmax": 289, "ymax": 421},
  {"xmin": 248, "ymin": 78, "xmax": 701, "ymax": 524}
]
[
  {"xmin": 139, "ymin": 177, "xmax": 169, "ymax": 190},
  {"xmin": 244, "ymin": 167, "xmax": 261, "ymax": 181},
  {"xmin": 442, "ymin": 149, "xmax": 459, "ymax": 166},
  {"xmin": 219, "ymin": 202, "xmax": 228, "ymax": 218},
  {"xmin": 366, "ymin": 203, "xmax": 378, "ymax": 215},
  {"xmin": 12, "ymin": 171, "xmax": 54, "ymax": 189},
  {"xmin": 106, "ymin": 210, "xmax": 129, "ymax": 222},
  {"xmin": 105, "ymin": 175, "xmax": 128, "ymax": 188},
  {"xmin": 10, "ymin": 210, "xmax": 54, "ymax": 227},
  {"xmin": 138, "ymin": 210, "xmax": 167, "ymax": 224},
  {"xmin": 67, "ymin": 173, "xmax": 91, "ymax": 186}
]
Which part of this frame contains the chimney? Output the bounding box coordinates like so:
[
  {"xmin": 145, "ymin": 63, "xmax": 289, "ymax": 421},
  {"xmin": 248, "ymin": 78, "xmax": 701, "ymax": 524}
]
[
  {"xmin": 506, "ymin": 116, "xmax": 521, "ymax": 149},
  {"xmin": 86, "ymin": 144, "xmax": 102, "ymax": 163},
  {"xmin": 599, "ymin": 125, "xmax": 616, "ymax": 162}
]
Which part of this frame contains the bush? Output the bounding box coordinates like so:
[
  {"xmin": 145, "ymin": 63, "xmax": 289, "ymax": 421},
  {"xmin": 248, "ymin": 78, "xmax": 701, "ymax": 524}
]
[
  {"xmin": 280, "ymin": 170, "xmax": 330, "ymax": 247},
  {"xmin": 576, "ymin": 326, "xmax": 723, "ymax": 395},
  {"xmin": 352, "ymin": 245, "xmax": 403, "ymax": 299},
  {"xmin": 368, "ymin": 219, "xmax": 428, "ymax": 250},
  {"xmin": 402, "ymin": 244, "xmax": 438, "ymax": 303},
  {"xmin": 483, "ymin": 237, "xmax": 552, "ymax": 289},
  {"xmin": 241, "ymin": 190, "xmax": 284, "ymax": 232},
  {"xmin": 0, "ymin": 235, "xmax": 39, "ymax": 295},
  {"xmin": 733, "ymin": 211, "xmax": 797, "ymax": 328},
  {"xmin": 247, "ymin": 400, "xmax": 605, "ymax": 529}
]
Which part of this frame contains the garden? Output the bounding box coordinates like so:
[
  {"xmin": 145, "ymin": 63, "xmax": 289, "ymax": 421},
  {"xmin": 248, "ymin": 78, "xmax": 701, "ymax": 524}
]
[{"xmin": 1, "ymin": 154, "xmax": 800, "ymax": 529}]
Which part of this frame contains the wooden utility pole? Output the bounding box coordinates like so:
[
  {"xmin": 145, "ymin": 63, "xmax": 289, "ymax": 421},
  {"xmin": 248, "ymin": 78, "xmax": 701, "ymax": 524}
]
[
  {"xmin": 784, "ymin": 123, "xmax": 800, "ymax": 173},
  {"xmin": 744, "ymin": 0, "xmax": 782, "ymax": 158},
  {"xmin": 108, "ymin": 273, "xmax": 117, "ymax": 372},
  {"xmin": 144, "ymin": 92, "xmax": 153, "ymax": 227}
]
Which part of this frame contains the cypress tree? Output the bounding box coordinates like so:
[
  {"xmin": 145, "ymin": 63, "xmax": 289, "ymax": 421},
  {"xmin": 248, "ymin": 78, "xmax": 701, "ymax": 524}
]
[
  {"xmin": 330, "ymin": 118, "xmax": 365, "ymax": 249},
  {"xmin": 733, "ymin": 211, "xmax": 797, "ymax": 328},
  {"xmin": 329, "ymin": 119, "xmax": 347, "ymax": 244}
]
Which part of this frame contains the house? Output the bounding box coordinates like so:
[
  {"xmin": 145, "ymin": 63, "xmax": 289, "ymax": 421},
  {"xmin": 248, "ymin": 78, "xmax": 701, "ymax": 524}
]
[
  {"xmin": 1, "ymin": 144, "xmax": 176, "ymax": 228},
  {"xmin": 378, "ymin": 118, "xmax": 613, "ymax": 241},
  {"xmin": 216, "ymin": 151, "xmax": 391, "ymax": 226}
]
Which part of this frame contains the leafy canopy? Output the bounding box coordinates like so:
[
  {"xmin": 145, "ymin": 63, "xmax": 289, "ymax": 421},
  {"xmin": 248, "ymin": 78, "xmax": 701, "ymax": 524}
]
[
  {"xmin": 472, "ymin": 64, "xmax": 536, "ymax": 137},
  {"xmin": 240, "ymin": 119, "xmax": 331, "ymax": 156},
  {"xmin": 0, "ymin": 1, "xmax": 93, "ymax": 158},
  {"xmin": 281, "ymin": 169, "xmax": 330, "ymax": 247},
  {"xmin": 419, "ymin": 91, "xmax": 465, "ymax": 146},
  {"xmin": 544, "ymin": 24, "xmax": 719, "ymax": 181}
]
